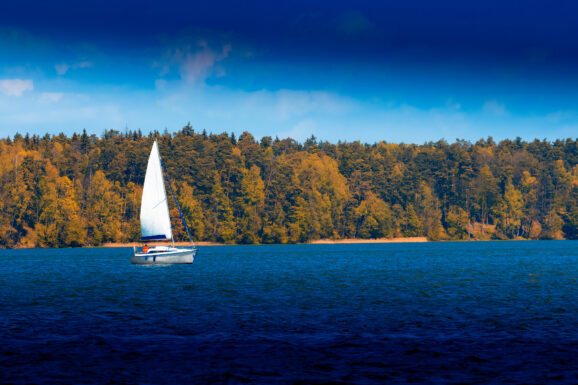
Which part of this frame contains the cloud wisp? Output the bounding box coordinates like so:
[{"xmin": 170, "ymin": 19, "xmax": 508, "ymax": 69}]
[
  {"xmin": 55, "ymin": 61, "xmax": 93, "ymax": 75},
  {"xmin": 156, "ymin": 36, "xmax": 232, "ymax": 85},
  {"xmin": 0, "ymin": 78, "xmax": 33, "ymax": 96},
  {"xmin": 482, "ymin": 100, "xmax": 508, "ymax": 116},
  {"xmin": 38, "ymin": 92, "xmax": 64, "ymax": 103}
]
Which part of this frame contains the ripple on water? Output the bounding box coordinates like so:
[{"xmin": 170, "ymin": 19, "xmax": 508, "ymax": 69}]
[{"xmin": 0, "ymin": 242, "xmax": 578, "ymax": 384}]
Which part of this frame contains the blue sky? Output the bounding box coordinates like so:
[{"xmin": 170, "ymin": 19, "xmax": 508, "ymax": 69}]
[{"xmin": 1, "ymin": 0, "xmax": 578, "ymax": 143}]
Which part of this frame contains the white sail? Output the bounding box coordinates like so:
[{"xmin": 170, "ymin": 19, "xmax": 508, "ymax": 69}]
[{"xmin": 140, "ymin": 140, "xmax": 172, "ymax": 241}]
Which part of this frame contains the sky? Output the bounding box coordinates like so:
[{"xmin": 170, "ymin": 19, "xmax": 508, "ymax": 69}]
[{"xmin": 1, "ymin": 0, "xmax": 578, "ymax": 144}]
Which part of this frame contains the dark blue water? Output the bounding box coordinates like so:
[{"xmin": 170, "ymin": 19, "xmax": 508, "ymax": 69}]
[{"xmin": 1, "ymin": 242, "xmax": 577, "ymax": 384}]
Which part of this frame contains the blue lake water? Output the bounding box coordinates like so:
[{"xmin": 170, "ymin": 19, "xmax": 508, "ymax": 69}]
[{"xmin": 1, "ymin": 241, "xmax": 577, "ymax": 384}]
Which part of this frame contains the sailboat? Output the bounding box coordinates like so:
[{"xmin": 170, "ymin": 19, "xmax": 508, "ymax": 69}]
[{"xmin": 130, "ymin": 140, "xmax": 197, "ymax": 265}]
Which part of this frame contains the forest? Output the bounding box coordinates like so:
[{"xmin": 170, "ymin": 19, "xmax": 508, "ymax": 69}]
[{"xmin": 0, "ymin": 126, "xmax": 576, "ymax": 248}]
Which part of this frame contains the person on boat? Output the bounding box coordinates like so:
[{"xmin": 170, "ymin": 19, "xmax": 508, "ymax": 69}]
[{"xmin": 143, "ymin": 244, "xmax": 149, "ymax": 253}]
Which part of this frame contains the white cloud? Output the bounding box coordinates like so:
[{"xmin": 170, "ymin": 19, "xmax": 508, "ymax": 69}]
[
  {"xmin": 1, "ymin": 96, "xmax": 122, "ymax": 130},
  {"xmin": 280, "ymin": 119, "xmax": 318, "ymax": 141},
  {"xmin": 151, "ymin": 85, "xmax": 358, "ymax": 140},
  {"xmin": 545, "ymin": 110, "xmax": 575, "ymax": 123},
  {"xmin": 38, "ymin": 92, "xmax": 64, "ymax": 103},
  {"xmin": 275, "ymin": 89, "xmax": 355, "ymax": 120},
  {"xmin": 55, "ymin": 61, "xmax": 93, "ymax": 75},
  {"xmin": 55, "ymin": 63, "xmax": 70, "ymax": 75},
  {"xmin": 155, "ymin": 79, "xmax": 168, "ymax": 90},
  {"xmin": 157, "ymin": 36, "xmax": 232, "ymax": 85},
  {"xmin": 0, "ymin": 79, "xmax": 33, "ymax": 96},
  {"xmin": 445, "ymin": 98, "xmax": 461, "ymax": 110},
  {"xmin": 179, "ymin": 42, "xmax": 231, "ymax": 83},
  {"xmin": 76, "ymin": 61, "xmax": 92, "ymax": 69},
  {"xmin": 482, "ymin": 100, "xmax": 508, "ymax": 116}
]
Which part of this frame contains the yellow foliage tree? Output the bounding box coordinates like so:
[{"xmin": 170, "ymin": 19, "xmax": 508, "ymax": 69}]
[
  {"xmin": 354, "ymin": 191, "xmax": 393, "ymax": 239},
  {"xmin": 37, "ymin": 175, "xmax": 85, "ymax": 247},
  {"xmin": 85, "ymin": 171, "xmax": 122, "ymax": 244},
  {"xmin": 415, "ymin": 182, "xmax": 446, "ymax": 240}
]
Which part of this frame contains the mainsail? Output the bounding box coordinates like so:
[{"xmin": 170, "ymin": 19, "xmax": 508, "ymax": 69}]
[{"xmin": 140, "ymin": 140, "xmax": 172, "ymax": 241}]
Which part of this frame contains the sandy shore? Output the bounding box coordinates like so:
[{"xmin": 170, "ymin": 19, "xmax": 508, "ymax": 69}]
[
  {"xmin": 308, "ymin": 237, "xmax": 428, "ymax": 244},
  {"xmin": 101, "ymin": 237, "xmax": 427, "ymax": 248},
  {"xmin": 101, "ymin": 241, "xmax": 222, "ymax": 248}
]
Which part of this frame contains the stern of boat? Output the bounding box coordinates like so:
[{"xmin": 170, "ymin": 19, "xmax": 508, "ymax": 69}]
[{"xmin": 131, "ymin": 247, "xmax": 196, "ymax": 265}]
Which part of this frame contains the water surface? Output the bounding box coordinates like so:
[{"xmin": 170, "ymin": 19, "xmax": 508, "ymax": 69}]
[{"xmin": 1, "ymin": 241, "xmax": 577, "ymax": 384}]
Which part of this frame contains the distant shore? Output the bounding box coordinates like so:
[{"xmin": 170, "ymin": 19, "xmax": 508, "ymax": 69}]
[
  {"xmin": 101, "ymin": 241, "xmax": 223, "ymax": 248},
  {"xmin": 308, "ymin": 237, "xmax": 428, "ymax": 244},
  {"xmin": 100, "ymin": 237, "xmax": 428, "ymax": 248}
]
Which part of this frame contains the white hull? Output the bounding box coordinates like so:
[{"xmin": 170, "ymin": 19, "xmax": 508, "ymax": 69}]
[{"xmin": 131, "ymin": 247, "xmax": 196, "ymax": 265}]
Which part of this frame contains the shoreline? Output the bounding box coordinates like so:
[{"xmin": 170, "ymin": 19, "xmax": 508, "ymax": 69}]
[
  {"xmin": 100, "ymin": 241, "xmax": 223, "ymax": 248},
  {"xmin": 3, "ymin": 238, "xmax": 574, "ymax": 249},
  {"xmin": 308, "ymin": 237, "xmax": 428, "ymax": 244},
  {"xmin": 100, "ymin": 237, "xmax": 428, "ymax": 248}
]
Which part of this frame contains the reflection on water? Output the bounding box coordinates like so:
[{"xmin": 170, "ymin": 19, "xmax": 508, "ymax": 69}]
[{"xmin": 1, "ymin": 241, "xmax": 577, "ymax": 384}]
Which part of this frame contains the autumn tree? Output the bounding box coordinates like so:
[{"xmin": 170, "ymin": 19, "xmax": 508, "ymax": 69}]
[{"xmin": 0, "ymin": 130, "xmax": 576, "ymax": 247}]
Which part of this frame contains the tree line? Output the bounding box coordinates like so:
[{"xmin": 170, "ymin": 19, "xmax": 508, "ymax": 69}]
[{"xmin": 0, "ymin": 126, "xmax": 576, "ymax": 247}]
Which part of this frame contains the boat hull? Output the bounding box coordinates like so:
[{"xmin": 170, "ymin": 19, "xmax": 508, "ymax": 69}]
[{"xmin": 131, "ymin": 248, "xmax": 196, "ymax": 265}]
